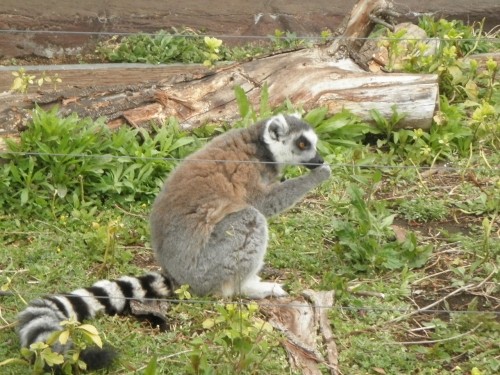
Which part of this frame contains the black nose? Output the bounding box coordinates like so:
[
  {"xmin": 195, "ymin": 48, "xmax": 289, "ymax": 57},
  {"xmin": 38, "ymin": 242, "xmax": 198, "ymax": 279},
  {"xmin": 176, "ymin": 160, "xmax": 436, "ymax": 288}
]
[{"xmin": 303, "ymin": 153, "xmax": 324, "ymax": 169}]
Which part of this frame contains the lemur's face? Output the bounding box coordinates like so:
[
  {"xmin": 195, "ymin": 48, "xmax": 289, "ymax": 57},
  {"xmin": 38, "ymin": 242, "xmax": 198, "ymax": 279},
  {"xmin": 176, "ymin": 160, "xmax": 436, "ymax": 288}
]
[{"xmin": 263, "ymin": 115, "xmax": 324, "ymax": 169}]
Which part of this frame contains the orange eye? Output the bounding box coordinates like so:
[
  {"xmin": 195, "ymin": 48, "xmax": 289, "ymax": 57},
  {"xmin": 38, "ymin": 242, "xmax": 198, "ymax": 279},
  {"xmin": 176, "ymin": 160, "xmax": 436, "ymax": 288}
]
[{"xmin": 298, "ymin": 142, "xmax": 306, "ymax": 150}]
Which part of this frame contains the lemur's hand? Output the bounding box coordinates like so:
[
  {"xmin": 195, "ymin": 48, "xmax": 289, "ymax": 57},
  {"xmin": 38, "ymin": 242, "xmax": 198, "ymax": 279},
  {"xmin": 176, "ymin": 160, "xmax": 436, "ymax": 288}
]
[{"xmin": 311, "ymin": 164, "xmax": 331, "ymax": 182}]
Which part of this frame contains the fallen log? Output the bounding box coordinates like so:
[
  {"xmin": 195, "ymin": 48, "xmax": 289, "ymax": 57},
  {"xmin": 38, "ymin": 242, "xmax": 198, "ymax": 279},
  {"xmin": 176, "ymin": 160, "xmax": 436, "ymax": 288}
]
[{"xmin": 0, "ymin": 0, "xmax": 439, "ymax": 143}]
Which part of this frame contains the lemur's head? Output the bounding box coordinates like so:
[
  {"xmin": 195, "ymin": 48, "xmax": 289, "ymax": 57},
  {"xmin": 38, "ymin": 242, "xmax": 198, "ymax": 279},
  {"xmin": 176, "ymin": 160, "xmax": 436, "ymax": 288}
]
[{"xmin": 262, "ymin": 114, "xmax": 324, "ymax": 169}]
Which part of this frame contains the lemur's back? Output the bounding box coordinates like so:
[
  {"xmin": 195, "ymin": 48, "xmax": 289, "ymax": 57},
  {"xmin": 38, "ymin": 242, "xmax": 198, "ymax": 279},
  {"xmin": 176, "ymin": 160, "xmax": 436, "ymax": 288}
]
[{"xmin": 150, "ymin": 123, "xmax": 275, "ymax": 262}]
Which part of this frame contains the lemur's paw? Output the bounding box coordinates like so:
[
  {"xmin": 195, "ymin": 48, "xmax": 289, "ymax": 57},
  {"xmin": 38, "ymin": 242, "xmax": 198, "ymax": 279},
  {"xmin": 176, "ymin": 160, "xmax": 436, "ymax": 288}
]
[{"xmin": 313, "ymin": 164, "xmax": 331, "ymax": 181}]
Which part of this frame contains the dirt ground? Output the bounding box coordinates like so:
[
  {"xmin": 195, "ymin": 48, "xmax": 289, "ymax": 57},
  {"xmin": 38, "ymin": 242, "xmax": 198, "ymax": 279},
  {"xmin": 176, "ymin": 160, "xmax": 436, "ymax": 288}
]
[{"xmin": 0, "ymin": 0, "xmax": 499, "ymax": 59}]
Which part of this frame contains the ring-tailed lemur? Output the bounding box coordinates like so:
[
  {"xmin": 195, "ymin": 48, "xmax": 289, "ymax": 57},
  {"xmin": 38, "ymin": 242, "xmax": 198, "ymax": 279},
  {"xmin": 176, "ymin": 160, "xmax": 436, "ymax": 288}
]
[{"xmin": 17, "ymin": 114, "xmax": 331, "ymax": 370}]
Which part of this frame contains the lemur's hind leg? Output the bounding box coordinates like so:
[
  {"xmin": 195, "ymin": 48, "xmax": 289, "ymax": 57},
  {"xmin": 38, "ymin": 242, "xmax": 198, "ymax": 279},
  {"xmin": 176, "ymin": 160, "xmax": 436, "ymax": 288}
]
[{"xmin": 188, "ymin": 207, "xmax": 286, "ymax": 299}]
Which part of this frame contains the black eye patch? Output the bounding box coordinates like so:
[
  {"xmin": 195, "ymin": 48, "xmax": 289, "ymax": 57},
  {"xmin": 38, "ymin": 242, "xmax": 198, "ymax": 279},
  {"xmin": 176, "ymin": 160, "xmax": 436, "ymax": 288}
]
[{"xmin": 295, "ymin": 136, "xmax": 311, "ymax": 151}]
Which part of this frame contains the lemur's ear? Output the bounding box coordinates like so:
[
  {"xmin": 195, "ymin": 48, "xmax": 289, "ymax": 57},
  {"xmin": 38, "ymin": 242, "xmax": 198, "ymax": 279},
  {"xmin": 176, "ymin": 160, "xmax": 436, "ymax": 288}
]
[{"xmin": 266, "ymin": 115, "xmax": 289, "ymax": 141}]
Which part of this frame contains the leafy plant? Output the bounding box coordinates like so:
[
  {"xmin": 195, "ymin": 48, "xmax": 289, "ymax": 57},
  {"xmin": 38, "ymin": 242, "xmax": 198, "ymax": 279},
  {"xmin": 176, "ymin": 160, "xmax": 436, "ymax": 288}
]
[
  {"xmin": 454, "ymin": 191, "xmax": 499, "ymax": 216},
  {"xmin": 233, "ymin": 83, "xmax": 273, "ymax": 125},
  {"xmin": 418, "ymin": 17, "xmax": 497, "ymax": 55},
  {"xmin": 369, "ymin": 105, "xmax": 405, "ymax": 143},
  {"xmin": 175, "ymin": 284, "xmax": 193, "ymax": 300},
  {"xmin": 20, "ymin": 342, "xmax": 64, "ymax": 374},
  {"xmin": 371, "ymin": 99, "xmax": 474, "ymax": 165},
  {"xmin": 10, "ymin": 68, "xmax": 62, "ymax": 94},
  {"xmin": 97, "ymin": 28, "xmax": 223, "ymax": 65},
  {"xmin": 1, "ymin": 317, "xmax": 104, "ymax": 375},
  {"xmin": 320, "ymin": 28, "xmax": 333, "ymax": 43},
  {"xmin": 378, "ymin": 27, "xmax": 410, "ymax": 72},
  {"xmin": 330, "ymin": 184, "xmax": 432, "ymax": 271},
  {"xmin": 269, "ymin": 29, "xmax": 310, "ymax": 50},
  {"xmin": 397, "ymin": 196, "xmax": 449, "ymax": 222},
  {"xmin": 304, "ymin": 107, "xmax": 374, "ymax": 154},
  {"xmin": 4, "ymin": 107, "xmax": 111, "ymax": 211},
  {"xmin": 187, "ymin": 302, "xmax": 278, "ymax": 374},
  {"xmin": 202, "ymin": 36, "xmax": 223, "ymax": 66},
  {"xmin": 375, "ymin": 17, "xmax": 499, "ymax": 159},
  {"xmin": 0, "ymin": 108, "xmax": 207, "ymax": 213},
  {"xmin": 84, "ymin": 217, "xmax": 131, "ymax": 274},
  {"xmin": 97, "ymin": 26, "xmax": 334, "ymax": 66},
  {"xmin": 383, "ymin": 17, "xmax": 498, "ymax": 101}
]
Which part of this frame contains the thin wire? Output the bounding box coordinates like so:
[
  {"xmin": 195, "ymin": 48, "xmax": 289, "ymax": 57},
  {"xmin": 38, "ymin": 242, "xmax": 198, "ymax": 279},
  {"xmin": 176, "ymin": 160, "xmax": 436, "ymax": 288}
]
[
  {"xmin": 0, "ymin": 29, "xmax": 499, "ymax": 43},
  {"xmin": 7, "ymin": 291, "xmax": 499, "ymax": 315},
  {"xmin": 1, "ymin": 150, "xmax": 499, "ymax": 173}
]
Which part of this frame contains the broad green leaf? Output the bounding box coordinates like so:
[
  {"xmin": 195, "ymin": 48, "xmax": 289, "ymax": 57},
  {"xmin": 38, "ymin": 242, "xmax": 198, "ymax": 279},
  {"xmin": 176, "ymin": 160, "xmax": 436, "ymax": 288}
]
[
  {"xmin": 234, "ymin": 86, "xmax": 251, "ymax": 119},
  {"xmin": 448, "ymin": 65, "xmax": 463, "ymax": 84},
  {"xmin": 259, "ymin": 83, "xmax": 271, "ymax": 117},
  {"xmin": 20, "ymin": 347, "xmax": 32, "ymax": 359},
  {"xmin": 144, "ymin": 355, "xmax": 158, "ymax": 375},
  {"xmin": 78, "ymin": 359, "xmax": 88, "ymax": 370},
  {"xmin": 20, "ymin": 189, "xmax": 29, "ymax": 206},
  {"xmin": 29, "ymin": 342, "xmax": 49, "ymax": 351},
  {"xmin": 315, "ymin": 115, "xmax": 350, "ymax": 133},
  {"xmin": 0, "ymin": 358, "xmax": 29, "ymax": 367},
  {"xmin": 202, "ymin": 318, "xmax": 215, "ymax": 329},
  {"xmin": 56, "ymin": 184, "xmax": 68, "ymax": 198},
  {"xmin": 170, "ymin": 137, "xmax": 195, "ymax": 151},
  {"xmin": 58, "ymin": 330, "xmax": 70, "ymax": 345},
  {"xmin": 380, "ymin": 214, "xmax": 396, "ymax": 228},
  {"xmin": 253, "ymin": 318, "xmax": 273, "ymax": 332},
  {"xmin": 46, "ymin": 330, "xmax": 63, "ymax": 345},
  {"xmin": 304, "ymin": 107, "xmax": 328, "ymax": 127},
  {"xmin": 41, "ymin": 348, "xmax": 64, "ymax": 366},
  {"xmin": 10, "ymin": 77, "xmax": 25, "ymax": 92},
  {"xmin": 78, "ymin": 324, "xmax": 99, "ymax": 335},
  {"xmin": 82, "ymin": 331, "xmax": 103, "ymax": 348}
]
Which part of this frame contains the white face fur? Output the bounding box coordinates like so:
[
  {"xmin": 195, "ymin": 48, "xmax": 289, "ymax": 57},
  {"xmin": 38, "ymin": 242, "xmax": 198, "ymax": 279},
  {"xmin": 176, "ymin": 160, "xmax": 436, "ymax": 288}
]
[{"xmin": 263, "ymin": 114, "xmax": 320, "ymax": 167}]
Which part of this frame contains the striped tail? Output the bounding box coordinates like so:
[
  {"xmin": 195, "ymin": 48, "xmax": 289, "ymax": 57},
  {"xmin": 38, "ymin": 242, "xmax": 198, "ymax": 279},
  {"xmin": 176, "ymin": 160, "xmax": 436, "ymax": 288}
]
[{"xmin": 17, "ymin": 272, "xmax": 174, "ymax": 370}]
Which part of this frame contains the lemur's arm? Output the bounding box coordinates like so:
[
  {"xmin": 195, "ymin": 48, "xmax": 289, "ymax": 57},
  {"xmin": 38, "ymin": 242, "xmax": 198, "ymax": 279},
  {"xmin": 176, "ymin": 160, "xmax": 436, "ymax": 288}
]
[{"xmin": 253, "ymin": 165, "xmax": 331, "ymax": 217}]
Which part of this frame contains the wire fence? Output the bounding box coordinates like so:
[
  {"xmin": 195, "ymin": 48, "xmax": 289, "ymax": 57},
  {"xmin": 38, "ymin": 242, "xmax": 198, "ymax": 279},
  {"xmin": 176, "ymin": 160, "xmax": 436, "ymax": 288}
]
[
  {"xmin": 2, "ymin": 288, "xmax": 499, "ymax": 316},
  {"xmin": 1, "ymin": 151, "xmax": 499, "ymax": 173},
  {"xmin": 0, "ymin": 28, "xmax": 499, "ymax": 43}
]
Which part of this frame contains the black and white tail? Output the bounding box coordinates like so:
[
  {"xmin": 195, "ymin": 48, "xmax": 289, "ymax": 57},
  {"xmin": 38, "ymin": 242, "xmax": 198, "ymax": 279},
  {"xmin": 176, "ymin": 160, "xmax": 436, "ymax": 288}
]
[{"xmin": 17, "ymin": 272, "xmax": 174, "ymax": 370}]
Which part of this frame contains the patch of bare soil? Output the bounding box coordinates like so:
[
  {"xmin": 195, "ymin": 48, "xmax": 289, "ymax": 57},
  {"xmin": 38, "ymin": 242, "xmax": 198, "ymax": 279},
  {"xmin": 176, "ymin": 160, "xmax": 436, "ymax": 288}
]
[{"xmin": 131, "ymin": 248, "xmax": 160, "ymax": 272}]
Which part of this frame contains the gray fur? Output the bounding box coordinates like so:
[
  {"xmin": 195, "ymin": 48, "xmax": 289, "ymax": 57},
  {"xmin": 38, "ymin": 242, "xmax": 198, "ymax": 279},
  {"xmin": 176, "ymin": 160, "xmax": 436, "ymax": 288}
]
[{"xmin": 151, "ymin": 115, "xmax": 331, "ymax": 298}]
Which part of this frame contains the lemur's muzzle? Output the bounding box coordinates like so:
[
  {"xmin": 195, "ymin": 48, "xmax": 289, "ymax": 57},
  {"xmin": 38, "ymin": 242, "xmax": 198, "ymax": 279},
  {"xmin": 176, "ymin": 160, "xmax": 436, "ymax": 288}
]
[{"xmin": 303, "ymin": 153, "xmax": 324, "ymax": 170}]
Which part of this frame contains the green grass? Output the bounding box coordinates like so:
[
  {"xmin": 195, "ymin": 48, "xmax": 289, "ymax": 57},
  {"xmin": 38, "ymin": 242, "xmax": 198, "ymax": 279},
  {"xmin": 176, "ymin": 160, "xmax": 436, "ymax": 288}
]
[
  {"xmin": 1, "ymin": 151, "xmax": 498, "ymax": 374},
  {"xmin": 0, "ymin": 104, "xmax": 498, "ymax": 374}
]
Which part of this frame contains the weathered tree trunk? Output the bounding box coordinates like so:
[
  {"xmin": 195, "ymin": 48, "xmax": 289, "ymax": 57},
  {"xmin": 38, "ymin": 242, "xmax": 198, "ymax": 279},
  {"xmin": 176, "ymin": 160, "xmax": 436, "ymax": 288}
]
[{"xmin": 0, "ymin": 0, "xmax": 439, "ymax": 146}]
